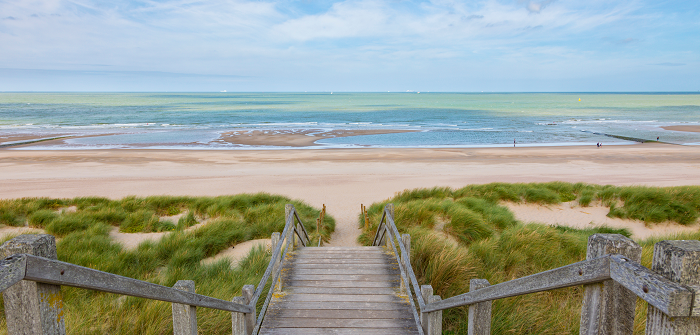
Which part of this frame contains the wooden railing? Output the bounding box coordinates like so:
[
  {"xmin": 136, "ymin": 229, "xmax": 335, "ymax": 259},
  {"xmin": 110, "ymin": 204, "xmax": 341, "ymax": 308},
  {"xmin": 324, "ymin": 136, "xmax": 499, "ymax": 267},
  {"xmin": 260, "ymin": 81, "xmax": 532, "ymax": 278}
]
[
  {"xmin": 248, "ymin": 204, "xmax": 308, "ymax": 334},
  {"xmin": 372, "ymin": 203, "xmax": 440, "ymax": 335},
  {"xmin": 371, "ymin": 203, "xmax": 700, "ymax": 335},
  {"xmin": 0, "ymin": 204, "xmax": 310, "ymax": 335}
]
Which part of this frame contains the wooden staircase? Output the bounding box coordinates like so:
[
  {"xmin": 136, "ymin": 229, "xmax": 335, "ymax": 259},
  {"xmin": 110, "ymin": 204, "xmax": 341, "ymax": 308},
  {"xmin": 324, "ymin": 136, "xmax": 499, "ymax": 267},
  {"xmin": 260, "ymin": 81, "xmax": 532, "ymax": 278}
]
[{"xmin": 259, "ymin": 246, "xmax": 421, "ymax": 334}]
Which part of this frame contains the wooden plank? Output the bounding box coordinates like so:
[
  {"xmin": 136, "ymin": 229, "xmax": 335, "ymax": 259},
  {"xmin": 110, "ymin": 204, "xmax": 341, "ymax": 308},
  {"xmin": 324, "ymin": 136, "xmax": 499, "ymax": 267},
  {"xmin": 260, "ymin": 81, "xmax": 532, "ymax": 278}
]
[
  {"xmin": 292, "ymin": 258, "xmax": 391, "ymax": 264},
  {"xmin": 299, "ymin": 247, "xmax": 384, "ymax": 251},
  {"xmin": 296, "ymin": 248, "xmax": 385, "ymax": 253},
  {"xmin": 277, "ymin": 293, "xmax": 404, "ymax": 303},
  {"xmin": 288, "ymin": 287, "xmax": 398, "ymax": 295},
  {"xmin": 284, "ymin": 274, "xmax": 399, "ymax": 282},
  {"xmin": 286, "ymin": 280, "xmax": 397, "ymax": 288},
  {"xmin": 21, "ymin": 254, "xmax": 253, "ymax": 313},
  {"xmin": 268, "ymin": 301, "xmax": 413, "ymax": 311},
  {"xmin": 261, "ymin": 317, "xmax": 417, "ymax": 328},
  {"xmin": 286, "ymin": 268, "xmax": 400, "ymax": 276},
  {"xmin": 290, "ymin": 263, "xmax": 397, "ymax": 270},
  {"xmin": 423, "ymin": 255, "xmax": 611, "ymax": 313},
  {"xmin": 294, "ymin": 253, "xmax": 390, "ymax": 260},
  {"xmin": 609, "ymin": 254, "xmax": 693, "ymax": 317},
  {"xmin": 259, "ymin": 328, "xmax": 419, "ymax": 335},
  {"xmin": 264, "ymin": 309, "xmax": 413, "ymax": 319}
]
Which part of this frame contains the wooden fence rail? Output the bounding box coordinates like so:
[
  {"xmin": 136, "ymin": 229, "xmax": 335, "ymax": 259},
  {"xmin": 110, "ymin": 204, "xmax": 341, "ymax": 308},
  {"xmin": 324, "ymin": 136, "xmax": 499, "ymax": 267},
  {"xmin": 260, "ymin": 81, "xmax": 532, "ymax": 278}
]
[
  {"xmin": 371, "ymin": 203, "xmax": 700, "ymax": 334},
  {"xmin": 0, "ymin": 204, "xmax": 310, "ymax": 335}
]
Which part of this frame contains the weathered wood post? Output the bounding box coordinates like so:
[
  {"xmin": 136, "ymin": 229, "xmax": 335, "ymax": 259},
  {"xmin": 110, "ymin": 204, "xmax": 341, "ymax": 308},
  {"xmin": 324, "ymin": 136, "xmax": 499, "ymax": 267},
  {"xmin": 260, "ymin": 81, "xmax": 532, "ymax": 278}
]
[
  {"xmin": 420, "ymin": 285, "xmax": 443, "ymax": 335},
  {"xmin": 468, "ymin": 279, "xmax": 492, "ymax": 335},
  {"xmin": 580, "ymin": 234, "xmax": 641, "ymax": 335},
  {"xmin": 285, "ymin": 204, "xmax": 298, "ymax": 249},
  {"xmin": 172, "ymin": 280, "xmax": 197, "ymax": 335},
  {"xmin": 400, "ymin": 234, "xmax": 411, "ymax": 294},
  {"xmin": 0, "ymin": 234, "xmax": 66, "ymax": 335},
  {"xmin": 231, "ymin": 296, "xmax": 247, "ymax": 335},
  {"xmin": 242, "ymin": 285, "xmax": 255, "ymax": 335},
  {"xmin": 645, "ymin": 240, "xmax": 700, "ymax": 334},
  {"xmin": 271, "ymin": 232, "xmax": 283, "ymax": 291},
  {"xmin": 382, "ymin": 204, "xmax": 394, "ymax": 248}
]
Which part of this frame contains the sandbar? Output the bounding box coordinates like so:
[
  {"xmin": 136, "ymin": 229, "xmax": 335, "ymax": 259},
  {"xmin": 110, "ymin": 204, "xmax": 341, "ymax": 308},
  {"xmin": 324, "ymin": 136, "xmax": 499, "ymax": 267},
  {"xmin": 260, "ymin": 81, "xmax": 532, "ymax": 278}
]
[
  {"xmin": 1, "ymin": 143, "xmax": 700, "ymax": 246},
  {"xmin": 662, "ymin": 125, "xmax": 700, "ymax": 133},
  {"xmin": 217, "ymin": 129, "xmax": 416, "ymax": 147}
]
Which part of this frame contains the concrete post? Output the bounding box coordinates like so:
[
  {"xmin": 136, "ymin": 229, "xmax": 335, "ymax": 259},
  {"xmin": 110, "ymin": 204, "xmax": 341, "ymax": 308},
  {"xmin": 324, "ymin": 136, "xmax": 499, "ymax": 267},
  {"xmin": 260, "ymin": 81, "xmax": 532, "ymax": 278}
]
[
  {"xmin": 645, "ymin": 240, "xmax": 700, "ymax": 335},
  {"xmin": 0, "ymin": 234, "xmax": 66, "ymax": 335},
  {"xmin": 580, "ymin": 234, "xmax": 641, "ymax": 335},
  {"xmin": 172, "ymin": 280, "xmax": 197, "ymax": 335}
]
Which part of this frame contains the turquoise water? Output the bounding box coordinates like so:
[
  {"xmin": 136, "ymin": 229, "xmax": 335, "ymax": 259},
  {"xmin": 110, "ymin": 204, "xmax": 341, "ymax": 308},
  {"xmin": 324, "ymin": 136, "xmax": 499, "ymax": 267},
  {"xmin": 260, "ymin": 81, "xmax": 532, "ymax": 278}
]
[{"xmin": 1, "ymin": 92, "xmax": 699, "ymax": 149}]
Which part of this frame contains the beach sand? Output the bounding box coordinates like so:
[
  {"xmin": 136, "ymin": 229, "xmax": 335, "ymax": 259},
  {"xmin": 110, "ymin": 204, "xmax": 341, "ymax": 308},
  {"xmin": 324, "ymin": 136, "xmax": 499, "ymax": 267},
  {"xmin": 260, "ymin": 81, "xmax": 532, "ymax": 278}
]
[
  {"xmin": 2, "ymin": 143, "xmax": 700, "ymax": 246},
  {"xmin": 662, "ymin": 125, "xmax": 700, "ymax": 133}
]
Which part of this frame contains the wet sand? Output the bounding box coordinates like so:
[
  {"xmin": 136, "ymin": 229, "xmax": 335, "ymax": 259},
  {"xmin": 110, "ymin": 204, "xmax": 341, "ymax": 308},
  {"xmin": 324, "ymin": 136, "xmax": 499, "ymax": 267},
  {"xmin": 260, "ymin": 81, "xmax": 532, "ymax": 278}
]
[
  {"xmin": 217, "ymin": 129, "xmax": 417, "ymax": 147},
  {"xmin": 2, "ymin": 143, "xmax": 700, "ymax": 245}
]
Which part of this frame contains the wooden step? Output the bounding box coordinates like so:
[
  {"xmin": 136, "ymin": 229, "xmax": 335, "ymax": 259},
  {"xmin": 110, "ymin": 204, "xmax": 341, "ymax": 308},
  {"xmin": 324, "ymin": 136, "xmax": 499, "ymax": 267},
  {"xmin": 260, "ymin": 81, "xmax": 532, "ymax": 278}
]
[{"xmin": 259, "ymin": 246, "xmax": 420, "ymax": 334}]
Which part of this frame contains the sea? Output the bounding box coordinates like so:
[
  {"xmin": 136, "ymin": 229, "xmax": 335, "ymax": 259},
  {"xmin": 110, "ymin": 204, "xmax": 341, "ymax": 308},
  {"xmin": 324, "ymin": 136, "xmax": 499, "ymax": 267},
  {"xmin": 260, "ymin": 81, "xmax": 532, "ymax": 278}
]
[{"xmin": 1, "ymin": 92, "xmax": 699, "ymax": 149}]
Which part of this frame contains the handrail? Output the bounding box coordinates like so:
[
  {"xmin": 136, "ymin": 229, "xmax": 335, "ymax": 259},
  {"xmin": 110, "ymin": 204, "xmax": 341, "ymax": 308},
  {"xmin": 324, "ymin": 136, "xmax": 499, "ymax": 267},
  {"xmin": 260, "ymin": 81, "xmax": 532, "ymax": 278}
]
[
  {"xmin": 421, "ymin": 253, "xmax": 695, "ymax": 317},
  {"xmin": 371, "ymin": 205, "xmax": 425, "ymax": 334},
  {"xmin": 250, "ymin": 204, "xmax": 309, "ymax": 334},
  {"xmin": 372, "ymin": 202, "xmax": 700, "ymax": 334},
  {"xmin": 0, "ymin": 253, "xmax": 252, "ymax": 314},
  {"xmin": 380, "ymin": 218, "xmax": 424, "ymax": 335}
]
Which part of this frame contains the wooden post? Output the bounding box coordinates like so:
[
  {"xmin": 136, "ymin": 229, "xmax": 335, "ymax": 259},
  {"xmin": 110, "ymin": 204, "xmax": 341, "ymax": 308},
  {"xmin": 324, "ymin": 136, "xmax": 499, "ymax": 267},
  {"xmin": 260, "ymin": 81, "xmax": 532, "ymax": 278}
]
[
  {"xmin": 645, "ymin": 240, "xmax": 700, "ymax": 334},
  {"xmin": 231, "ymin": 296, "xmax": 247, "ymax": 335},
  {"xmin": 580, "ymin": 234, "xmax": 641, "ymax": 335},
  {"xmin": 285, "ymin": 204, "xmax": 298, "ymax": 249},
  {"xmin": 242, "ymin": 285, "xmax": 255, "ymax": 335},
  {"xmin": 0, "ymin": 234, "xmax": 66, "ymax": 335},
  {"xmin": 421, "ymin": 285, "xmax": 442, "ymax": 335},
  {"xmin": 468, "ymin": 279, "xmax": 492, "ymax": 335},
  {"xmin": 271, "ymin": 232, "xmax": 282, "ymax": 291},
  {"xmin": 172, "ymin": 280, "xmax": 197, "ymax": 335},
  {"xmin": 400, "ymin": 234, "xmax": 411, "ymax": 294},
  {"xmin": 316, "ymin": 218, "xmax": 320, "ymax": 246},
  {"xmin": 364, "ymin": 209, "xmax": 369, "ymax": 228}
]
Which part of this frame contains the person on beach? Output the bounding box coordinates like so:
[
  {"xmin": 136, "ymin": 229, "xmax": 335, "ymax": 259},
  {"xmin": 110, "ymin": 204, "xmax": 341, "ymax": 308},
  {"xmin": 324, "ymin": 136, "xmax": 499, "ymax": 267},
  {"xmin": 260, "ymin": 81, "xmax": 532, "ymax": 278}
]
[
  {"xmin": 514, "ymin": 139, "xmax": 516, "ymax": 147},
  {"xmin": 657, "ymin": 136, "xmax": 660, "ymax": 141}
]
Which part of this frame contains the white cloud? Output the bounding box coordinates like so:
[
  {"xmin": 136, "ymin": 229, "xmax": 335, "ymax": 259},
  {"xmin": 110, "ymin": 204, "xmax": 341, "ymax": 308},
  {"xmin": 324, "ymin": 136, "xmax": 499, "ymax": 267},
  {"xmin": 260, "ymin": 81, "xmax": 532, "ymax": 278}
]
[{"xmin": 1, "ymin": 0, "xmax": 695, "ymax": 91}]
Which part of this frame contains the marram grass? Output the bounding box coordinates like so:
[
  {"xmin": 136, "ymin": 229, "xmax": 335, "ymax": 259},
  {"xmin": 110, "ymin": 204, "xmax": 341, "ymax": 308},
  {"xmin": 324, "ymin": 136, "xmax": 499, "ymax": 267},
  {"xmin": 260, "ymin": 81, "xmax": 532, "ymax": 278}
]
[
  {"xmin": 359, "ymin": 182, "xmax": 700, "ymax": 334},
  {"xmin": 0, "ymin": 194, "xmax": 334, "ymax": 335}
]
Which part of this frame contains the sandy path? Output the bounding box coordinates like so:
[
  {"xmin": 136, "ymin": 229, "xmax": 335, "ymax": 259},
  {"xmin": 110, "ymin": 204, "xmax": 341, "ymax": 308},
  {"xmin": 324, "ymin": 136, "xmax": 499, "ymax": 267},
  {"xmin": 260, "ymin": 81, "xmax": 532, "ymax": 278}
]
[{"xmin": 2, "ymin": 144, "xmax": 700, "ymax": 246}]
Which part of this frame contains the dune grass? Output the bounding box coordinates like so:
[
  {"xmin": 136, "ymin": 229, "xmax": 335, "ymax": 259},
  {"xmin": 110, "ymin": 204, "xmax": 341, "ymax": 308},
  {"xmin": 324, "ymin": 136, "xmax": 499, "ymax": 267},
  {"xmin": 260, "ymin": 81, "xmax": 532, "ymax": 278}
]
[
  {"xmin": 0, "ymin": 194, "xmax": 333, "ymax": 335},
  {"xmin": 359, "ymin": 183, "xmax": 700, "ymax": 334}
]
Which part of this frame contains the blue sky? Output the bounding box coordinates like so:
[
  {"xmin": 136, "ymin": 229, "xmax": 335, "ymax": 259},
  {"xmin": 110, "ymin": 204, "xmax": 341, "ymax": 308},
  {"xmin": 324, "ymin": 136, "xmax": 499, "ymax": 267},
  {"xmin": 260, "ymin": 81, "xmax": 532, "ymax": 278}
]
[{"xmin": 1, "ymin": 0, "xmax": 698, "ymax": 92}]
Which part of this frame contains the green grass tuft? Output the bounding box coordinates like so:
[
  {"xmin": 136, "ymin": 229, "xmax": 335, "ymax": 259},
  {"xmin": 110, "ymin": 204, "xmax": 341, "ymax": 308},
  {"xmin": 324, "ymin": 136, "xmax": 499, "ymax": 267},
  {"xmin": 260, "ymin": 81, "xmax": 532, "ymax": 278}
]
[{"xmin": 359, "ymin": 183, "xmax": 700, "ymax": 334}]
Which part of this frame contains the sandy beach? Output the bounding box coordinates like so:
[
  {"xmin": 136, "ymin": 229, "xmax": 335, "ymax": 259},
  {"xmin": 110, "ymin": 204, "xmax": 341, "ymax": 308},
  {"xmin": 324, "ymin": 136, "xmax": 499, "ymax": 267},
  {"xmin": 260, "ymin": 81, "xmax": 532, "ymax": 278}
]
[{"xmin": 2, "ymin": 143, "xmax": 700, "ymax": 246}]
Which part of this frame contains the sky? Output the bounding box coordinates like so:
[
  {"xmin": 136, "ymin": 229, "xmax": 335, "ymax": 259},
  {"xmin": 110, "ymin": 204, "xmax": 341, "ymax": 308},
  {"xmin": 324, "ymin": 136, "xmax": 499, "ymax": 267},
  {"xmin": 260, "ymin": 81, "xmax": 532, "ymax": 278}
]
[{"xmin": 0, "ymin": 0, "xmax": 698, "ymax": 92}]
